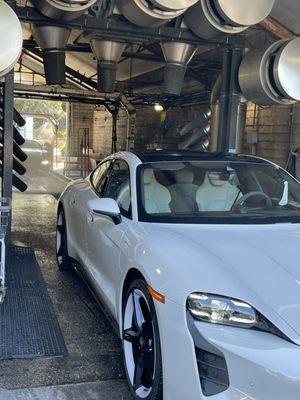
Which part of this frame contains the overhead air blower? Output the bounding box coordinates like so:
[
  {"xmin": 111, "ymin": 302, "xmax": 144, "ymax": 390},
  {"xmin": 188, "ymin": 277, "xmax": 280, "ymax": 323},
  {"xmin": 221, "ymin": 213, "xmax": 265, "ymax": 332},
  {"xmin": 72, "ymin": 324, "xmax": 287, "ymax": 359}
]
[
  {"xmin": 31, "ymin": 25, "xmax": 71, "ymax": 85},
  {"xmin": 160, "ymin": 42, "xmax": 198, "ymax": 96},
  {"xmin": 90, "ymin": 39, "xmax": 127, "ymax": 93},
  {"xmin": 31, "ymin": 0, "xmax": 97, "ymax": 84},
  {"xmin": 185, "ymin": 0, "xmax": 275, "ymax": 39},
  {"xmin": 31, "ymin": 0, "xmax": 97, "ymax": 21},
  {"xmin": 116, "ymin": 0, "xmax": 198, "ymax": 27},
  {"xmin": 0, "ymin": 1, "xmax": 23, "ymax": 77},
  {"xmin": 239, "ymin": 38, "xmax": 300, "ymax": 106}
]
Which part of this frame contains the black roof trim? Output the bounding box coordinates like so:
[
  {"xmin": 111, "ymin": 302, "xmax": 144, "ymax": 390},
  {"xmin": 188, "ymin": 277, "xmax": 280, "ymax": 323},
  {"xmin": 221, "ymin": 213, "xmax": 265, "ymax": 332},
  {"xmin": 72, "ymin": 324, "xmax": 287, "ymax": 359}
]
[{"xmin": 132, "ymin": 150, "xmax": 268, "ymax": 164}]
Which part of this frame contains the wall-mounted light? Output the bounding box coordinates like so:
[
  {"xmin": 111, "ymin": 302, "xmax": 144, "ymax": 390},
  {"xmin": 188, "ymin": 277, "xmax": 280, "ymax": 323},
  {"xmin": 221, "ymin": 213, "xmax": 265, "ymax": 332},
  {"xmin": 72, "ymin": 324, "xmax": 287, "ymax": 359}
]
[{"xmin": 154, "ymin": 103, "xmax": 164, "ymax": 112}]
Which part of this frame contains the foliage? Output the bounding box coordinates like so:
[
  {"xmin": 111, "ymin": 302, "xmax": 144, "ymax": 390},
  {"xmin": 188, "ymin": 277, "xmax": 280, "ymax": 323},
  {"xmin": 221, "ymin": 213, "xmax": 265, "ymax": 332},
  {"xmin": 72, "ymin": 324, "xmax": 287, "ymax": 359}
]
[{"xmin": 14, "ymin": 98, "xmax": 68, "ymax": 139}]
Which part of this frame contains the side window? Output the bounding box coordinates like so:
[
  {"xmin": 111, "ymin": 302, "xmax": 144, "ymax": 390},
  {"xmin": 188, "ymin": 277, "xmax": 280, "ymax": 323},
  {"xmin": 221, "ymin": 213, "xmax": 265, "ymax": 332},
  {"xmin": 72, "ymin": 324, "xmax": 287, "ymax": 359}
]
[
  {"xmin": 103, "ymin": 160, "xmax": 131, "ymax": 218},
  {"xmin": 254, "ymin": 170, "xmax": 283, "ymax": 199},
  {"xmin": 91, "ymin": 161, "xmax": 111, "ymax": 196}
]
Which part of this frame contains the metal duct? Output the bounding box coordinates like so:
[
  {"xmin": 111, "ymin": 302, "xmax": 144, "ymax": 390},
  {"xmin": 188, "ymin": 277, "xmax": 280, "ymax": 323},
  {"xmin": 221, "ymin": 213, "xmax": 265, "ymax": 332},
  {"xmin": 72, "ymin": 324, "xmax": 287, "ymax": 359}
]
[
  {"xmin": 185, "ymin": 0, "xmax": 275, "ymax": 39},
  {"xmin": 210, "ymin": 75, "xmax": 247, "ymax": 154},
  {"xmin": 31, "ymin": 25, "xmax": 71, "ymax": 85},
  {"xmin": 239, "ymin": 38, "xmax": 300, "ymax": 106},
  {"xmin": 191, "ymin": 135, "xmax": 210, "ymax": 151},
  {"xmin": 209, "ymin": 102, "xmax": 220, "ymax": 152},
  {"xmin": 180, "ymin": 108, "xmax": 211, "ymax": 136},
  {"xmin": 178, "ymin": 122, "xmax": 210, "ymax": 149},
  {"xmin": 90, "ymin": 39, "xmax": 127, "ymax": 93},
  {"xmin": 160, "ymin": 42, "xmax": 198, "ymax": 96},
  {"xmin": 210, "ymin": 100, "xmax": 246, "ymax": 153},
  {"xmin": 31, "ymin": 0, "xmax": 97, "ymax": 21},
  {"xmin": 116, "ymin": 0, "xmax": 198, "ymax": 27},
  {"xmin": 0, "ymin": 2, "xmax": 23, "ymax": 77}
]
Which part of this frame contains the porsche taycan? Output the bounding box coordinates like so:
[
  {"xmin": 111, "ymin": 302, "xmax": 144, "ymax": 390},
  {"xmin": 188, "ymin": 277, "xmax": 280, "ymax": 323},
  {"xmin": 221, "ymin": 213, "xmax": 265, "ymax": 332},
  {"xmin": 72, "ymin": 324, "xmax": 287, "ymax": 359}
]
[{"xmin": 57, "ymin": 150, "xmax": 300, "ymax": 400}]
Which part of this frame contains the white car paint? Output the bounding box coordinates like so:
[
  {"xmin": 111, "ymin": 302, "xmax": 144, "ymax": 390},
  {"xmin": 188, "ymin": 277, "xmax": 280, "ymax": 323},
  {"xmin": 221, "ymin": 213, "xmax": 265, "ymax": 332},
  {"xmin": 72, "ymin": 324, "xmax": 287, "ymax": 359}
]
[{"xmin": 59, "ymin": 151, "xmax": 300, "ymax": 400}]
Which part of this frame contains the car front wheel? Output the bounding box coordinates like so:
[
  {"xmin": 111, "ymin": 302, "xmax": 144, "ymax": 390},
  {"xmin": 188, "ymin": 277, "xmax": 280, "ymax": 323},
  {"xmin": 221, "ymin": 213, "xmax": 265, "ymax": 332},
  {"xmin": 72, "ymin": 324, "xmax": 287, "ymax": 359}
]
[
  {"xmin": 122, "ymin": 279, "xmax": 163, "ymax": 400},
  {"xmin": 56, "ymin": 207, "xmax": 72, "ymax": 271}
]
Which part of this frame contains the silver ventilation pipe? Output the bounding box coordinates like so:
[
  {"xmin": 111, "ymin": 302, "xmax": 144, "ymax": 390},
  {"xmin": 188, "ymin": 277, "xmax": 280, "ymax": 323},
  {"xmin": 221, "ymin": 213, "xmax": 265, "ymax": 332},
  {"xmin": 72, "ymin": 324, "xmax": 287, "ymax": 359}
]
[
  {"xmin": 178, "ymin": 123, "xmax": 211, "ymax": 149},
  {"xmin": 185, "ymin": 0, "xmax": 275, "ymax": 39},
  {"xmin": 160, "ymin": 42, "xmax": 198, "ymax": 96},
  {"xmin": 31, "ymin": 25, "xmax": 71, "ymax": 85},
  {"xmin": 210, "ymin": 75, "xmax": 222, "ymax": 153},
  {"xmin": 239, "ymin": 38, "xmax": 300, "ymax": 106},
  {"xmin": 116, "ymin": 0, "xmax": 198, "ymax": 27},
  {"xmin": 178, "ymin": 108, "xmax": 211, "ymax": 149},
  {"xmin": 180, "ymin": 109, "xmax": 211, "ymax": 137},
  {"xmin": 90, "ymin": 39, "xmax": 127, "ymax": 93},
  {"xmin": 210, "ymin": 75, "xmax": 247, "ymax": 154},
  {"xmin": 0, "ymin": 2, "xmax": 23, "ymax": 77},
  {"xmin": 31, "ymin": 0, "xmax": 97, "ymax": 21}
]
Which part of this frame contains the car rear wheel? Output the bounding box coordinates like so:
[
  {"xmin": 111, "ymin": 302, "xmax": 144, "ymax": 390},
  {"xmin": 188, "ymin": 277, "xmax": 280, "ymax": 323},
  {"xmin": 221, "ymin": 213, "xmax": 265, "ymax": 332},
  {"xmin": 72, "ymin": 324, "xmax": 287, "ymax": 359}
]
[
  {"xmin": 122, "ymin": 279, "xmax": 163, "ymax": 400},
  {"xmin": 56, "ymin": 207, "xmax": 72, "ymax": 271}
]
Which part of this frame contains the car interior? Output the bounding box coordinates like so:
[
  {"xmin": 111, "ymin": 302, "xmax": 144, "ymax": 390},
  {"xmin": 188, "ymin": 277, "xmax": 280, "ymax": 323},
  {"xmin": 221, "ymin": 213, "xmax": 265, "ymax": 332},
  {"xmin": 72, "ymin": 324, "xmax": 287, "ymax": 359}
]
[{"xmin": 142, "ymin": 167, "xmax": 241, "ymax": 214}]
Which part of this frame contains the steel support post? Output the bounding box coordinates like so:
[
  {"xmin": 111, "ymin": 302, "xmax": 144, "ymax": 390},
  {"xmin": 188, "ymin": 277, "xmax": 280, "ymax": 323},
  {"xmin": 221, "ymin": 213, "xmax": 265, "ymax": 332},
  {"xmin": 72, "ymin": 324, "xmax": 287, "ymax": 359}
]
[
  {"xmin": 216, "ymin": 38, "xmax": 245, "ymax": 153},
  {"xmin": 111, "ymin": 108, "xmax": 119, "ymax": 154},
  {"xmin": 2, "ymin": 71, "xmax": 14, "ymax": 243}
]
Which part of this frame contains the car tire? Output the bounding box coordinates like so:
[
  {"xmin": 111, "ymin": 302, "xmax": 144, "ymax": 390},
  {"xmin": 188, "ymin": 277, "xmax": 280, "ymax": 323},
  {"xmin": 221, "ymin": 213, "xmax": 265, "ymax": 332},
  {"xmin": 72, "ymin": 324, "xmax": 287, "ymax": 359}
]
[
  {"xmin": 56, "ymin": 206, "xmax": 73, "ymax": 271},
  {"xmin": 122, "ymin": 279, "xmax": 163, "ymax": 400}
]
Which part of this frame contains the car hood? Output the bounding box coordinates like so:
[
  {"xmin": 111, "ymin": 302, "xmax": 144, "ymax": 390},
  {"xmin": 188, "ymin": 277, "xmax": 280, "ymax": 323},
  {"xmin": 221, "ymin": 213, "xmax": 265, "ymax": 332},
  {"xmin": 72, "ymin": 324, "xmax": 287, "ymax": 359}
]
[{"xmin": 140, "ymin": 222, "xmax": 300, "ymax": 340}]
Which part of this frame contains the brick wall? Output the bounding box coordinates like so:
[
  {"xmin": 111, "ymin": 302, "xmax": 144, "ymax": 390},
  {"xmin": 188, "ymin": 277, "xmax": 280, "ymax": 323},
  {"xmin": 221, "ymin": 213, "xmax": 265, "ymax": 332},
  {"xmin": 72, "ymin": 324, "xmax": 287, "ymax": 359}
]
[
  {"xmin": 70, "ymin": 104, "xmax": 128, "ymax": 158},
  {"xmin": 70, "ymin": 101, "xmax": 300, "ymax": 169},
  {"xmin": 93, "ymin": 107, "xmax": 128, "ymax": 157},
  {"xmin": 70, "ymin": 103, "xmax": 94, "ymax": 155},
  {"xmin": 246, "ymin": 102, "xmax": 297, "ymax": 167},
  {"xmin": 134, "ymin": 104, "xmax": 206, "ymax": 150}
]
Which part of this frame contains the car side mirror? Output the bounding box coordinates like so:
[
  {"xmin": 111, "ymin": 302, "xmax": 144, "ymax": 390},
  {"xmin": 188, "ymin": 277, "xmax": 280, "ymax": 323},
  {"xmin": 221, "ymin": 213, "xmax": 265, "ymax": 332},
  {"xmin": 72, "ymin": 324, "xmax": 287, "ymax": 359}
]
[{"xmin": 87, "ymin": 198, "xmax": 122, "ymax": 225}]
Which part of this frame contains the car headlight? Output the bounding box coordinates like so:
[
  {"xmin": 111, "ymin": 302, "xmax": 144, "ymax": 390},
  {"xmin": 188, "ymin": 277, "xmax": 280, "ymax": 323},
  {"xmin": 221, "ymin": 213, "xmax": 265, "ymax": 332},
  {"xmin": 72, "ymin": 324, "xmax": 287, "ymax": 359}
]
[
  {"xmin": 187, "ymin": 293, "xmax": 291, "ymax": 342},
  {"xmin": 187, "ymin": 293, "xmax": 257, "ymax": 328}
]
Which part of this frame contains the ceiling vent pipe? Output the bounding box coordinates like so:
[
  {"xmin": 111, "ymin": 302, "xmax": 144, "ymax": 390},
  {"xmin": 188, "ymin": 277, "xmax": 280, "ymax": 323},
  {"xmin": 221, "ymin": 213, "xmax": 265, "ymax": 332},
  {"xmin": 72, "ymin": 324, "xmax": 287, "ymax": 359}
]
[
  {"xmin": 185, "ymin": 0, "xmax": 275, "ymax": 39},
  {"xmin": 210, "ymin": 75, "xmax": 247, "ymax": 154},
  {"xmin": 0, "ymin": 2, "xmax": 23, "ymax": 77},
  {"xmin": 116, "ymin": 0, "xmax": 198, "ymax": 27},
  {"xmin": 90, "ymin": 39, "xmax": 127, "ymax": 93},
  {"xmin": 31, "ymin": 25, "xmax": 71, "ymax": 85},
  {"xmin": 178, "ymin": 108, "xmax": 211, "ymax": 149},
  {"xmin": 178, "ymin": 122, "xmax": 211, "ymax": 149},
  {"xmin": 239, "ymin": 38, "xmax": 300, "ymax": 106},
  {"xmin": 160, "ymin": 42, "xmax": 198, "ymax": 96},
  {"xmin": 31, "ymin": 0, "xmax": 97, "ymax": 21}
]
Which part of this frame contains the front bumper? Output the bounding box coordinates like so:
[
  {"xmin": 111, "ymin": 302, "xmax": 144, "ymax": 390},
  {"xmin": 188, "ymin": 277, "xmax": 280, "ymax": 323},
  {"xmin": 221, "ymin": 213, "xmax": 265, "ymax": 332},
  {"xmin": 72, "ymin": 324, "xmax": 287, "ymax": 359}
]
[{"xmin": 156, "ymin": 298, "xmax": 300, "ymax": 400}]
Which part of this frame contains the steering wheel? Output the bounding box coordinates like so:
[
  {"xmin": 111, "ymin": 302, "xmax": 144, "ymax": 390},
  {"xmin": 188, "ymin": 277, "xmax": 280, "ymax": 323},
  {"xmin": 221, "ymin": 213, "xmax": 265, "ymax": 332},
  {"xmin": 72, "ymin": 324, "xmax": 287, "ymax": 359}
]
[{"xmin": 234, "ymin": 191, "xmax": 272, "ymax": 210}]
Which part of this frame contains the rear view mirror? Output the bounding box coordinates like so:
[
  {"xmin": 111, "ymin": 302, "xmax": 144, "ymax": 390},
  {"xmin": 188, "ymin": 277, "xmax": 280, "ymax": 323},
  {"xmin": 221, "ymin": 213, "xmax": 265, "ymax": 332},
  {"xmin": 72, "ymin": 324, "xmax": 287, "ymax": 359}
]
[{"xmin": 87, "ymin": 198, "xmax": 122, "ymax": 225}]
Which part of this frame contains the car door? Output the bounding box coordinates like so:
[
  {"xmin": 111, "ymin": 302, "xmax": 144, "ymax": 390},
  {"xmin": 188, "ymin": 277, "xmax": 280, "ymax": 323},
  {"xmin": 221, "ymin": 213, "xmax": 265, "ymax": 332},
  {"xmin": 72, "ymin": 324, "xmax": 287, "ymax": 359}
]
[
  {"xmin": 68, "ymin": 160, "xmax": 111, "ymax": 264},
  {"xmin": 85, "ymin": 159, "xmax": 132, "ymax": 317}
]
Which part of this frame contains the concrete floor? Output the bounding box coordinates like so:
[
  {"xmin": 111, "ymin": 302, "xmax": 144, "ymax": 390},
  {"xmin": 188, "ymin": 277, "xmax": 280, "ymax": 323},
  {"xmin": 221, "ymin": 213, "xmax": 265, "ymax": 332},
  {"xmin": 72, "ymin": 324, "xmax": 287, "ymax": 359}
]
[{"xmin": 0, "ymin": 193, "xmax": 132, "ymax": 400}]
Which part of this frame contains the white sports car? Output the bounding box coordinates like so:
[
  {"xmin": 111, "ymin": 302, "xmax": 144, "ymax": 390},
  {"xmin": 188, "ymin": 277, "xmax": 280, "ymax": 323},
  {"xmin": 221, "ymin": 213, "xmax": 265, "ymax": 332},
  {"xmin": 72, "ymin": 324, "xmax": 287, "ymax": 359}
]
[{"xmin": 57, "ymin": 150, "xmax": 300, "ymax": 400}]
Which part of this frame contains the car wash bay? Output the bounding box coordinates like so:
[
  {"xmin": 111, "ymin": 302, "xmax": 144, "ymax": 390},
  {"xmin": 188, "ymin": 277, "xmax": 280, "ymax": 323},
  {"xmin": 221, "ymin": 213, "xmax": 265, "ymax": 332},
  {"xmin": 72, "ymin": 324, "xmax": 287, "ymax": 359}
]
[{"xmin": 1, "ymin": 0, "xmax": 300, "ymax": 399}]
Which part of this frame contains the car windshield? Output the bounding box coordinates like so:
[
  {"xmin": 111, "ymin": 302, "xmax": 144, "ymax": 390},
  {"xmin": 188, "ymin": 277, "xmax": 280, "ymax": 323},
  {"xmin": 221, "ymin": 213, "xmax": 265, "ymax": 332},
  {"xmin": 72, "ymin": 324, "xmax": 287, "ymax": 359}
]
[{"xmin": 137, "ymin": 160, "xmax": 300, "ymax": 224}]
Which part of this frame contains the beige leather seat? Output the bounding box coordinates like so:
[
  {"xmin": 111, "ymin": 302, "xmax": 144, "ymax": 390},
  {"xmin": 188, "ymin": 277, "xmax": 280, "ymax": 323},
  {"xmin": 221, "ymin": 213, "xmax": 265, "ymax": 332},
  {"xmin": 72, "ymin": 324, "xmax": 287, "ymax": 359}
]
[
  {"xmin": 196, "ymin": 173, "xmax": 240, "ymax": 212},
  {"xmin": 143, "ymin": 169, "xmax": 171, "ymax": 214},
  {"xmin": 169, "ymin": 170, "xmax": 199, "ymax": 213}
]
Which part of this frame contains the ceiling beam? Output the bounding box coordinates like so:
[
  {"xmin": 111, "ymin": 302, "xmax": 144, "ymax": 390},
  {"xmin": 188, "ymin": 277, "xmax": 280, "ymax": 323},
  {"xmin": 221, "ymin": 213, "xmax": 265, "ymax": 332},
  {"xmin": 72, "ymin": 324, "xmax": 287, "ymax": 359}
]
[
  {"xmin": 258, "ymin": 16, "xmax": 296, "ymax": 40},
  {"xmin": 10, "ymin": 3, "xmax": 224, "ymax": 47}
]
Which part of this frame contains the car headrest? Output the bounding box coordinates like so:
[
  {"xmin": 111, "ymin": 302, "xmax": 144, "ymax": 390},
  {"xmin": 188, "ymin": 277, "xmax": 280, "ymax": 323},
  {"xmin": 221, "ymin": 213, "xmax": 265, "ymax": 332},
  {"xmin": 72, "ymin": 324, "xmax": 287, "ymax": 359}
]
[
  {"xmin": 207, "ymin": 172, "xmax": 228, "ymax": 187},
  {"xmin": 144, "ymin": 169, "xmax": 155, "ymax": 185},
  {"xmin": 174, "ymin": 170, "xmax": 194, "ymax": 184}
]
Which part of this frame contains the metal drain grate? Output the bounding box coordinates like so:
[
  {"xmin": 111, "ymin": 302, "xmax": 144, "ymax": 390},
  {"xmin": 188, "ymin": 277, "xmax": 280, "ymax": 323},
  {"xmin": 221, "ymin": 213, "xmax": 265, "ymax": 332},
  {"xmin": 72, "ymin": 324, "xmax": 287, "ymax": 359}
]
[{"xmin": 0, "ymin": 246, "xmax": 67, "ymax": 359}]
